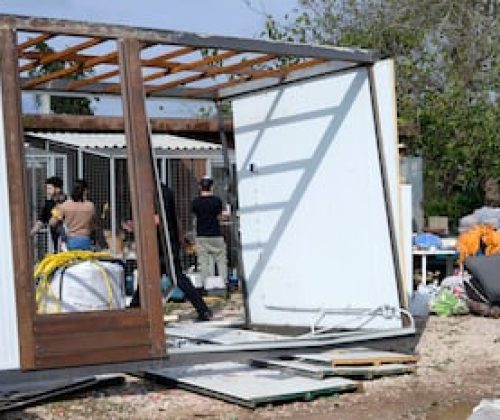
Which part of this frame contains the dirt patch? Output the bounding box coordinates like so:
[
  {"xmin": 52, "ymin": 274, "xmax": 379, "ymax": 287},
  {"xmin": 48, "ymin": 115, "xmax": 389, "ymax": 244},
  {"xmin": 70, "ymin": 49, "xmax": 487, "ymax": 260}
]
[{"xmin": 5, "ymin": 314, "xmax": 500, "ymax": 419}]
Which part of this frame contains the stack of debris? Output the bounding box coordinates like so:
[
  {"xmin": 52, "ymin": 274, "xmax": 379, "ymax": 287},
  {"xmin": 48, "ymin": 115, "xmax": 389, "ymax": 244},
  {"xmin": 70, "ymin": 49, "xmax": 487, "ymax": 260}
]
[
  {"xmin": 0, "ymin": 375, "xmax": 124, "ymax": 414},
  {"xmin": 146, "ymin": 347, "xmax": 418, "ymax": 408}
]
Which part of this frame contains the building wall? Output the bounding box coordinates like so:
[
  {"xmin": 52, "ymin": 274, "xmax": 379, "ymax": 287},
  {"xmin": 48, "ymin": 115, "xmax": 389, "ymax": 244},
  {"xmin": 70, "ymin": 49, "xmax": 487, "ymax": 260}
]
[{"xmin": 0, "ymin": 80, "xmax": 21, "ymax": 370}]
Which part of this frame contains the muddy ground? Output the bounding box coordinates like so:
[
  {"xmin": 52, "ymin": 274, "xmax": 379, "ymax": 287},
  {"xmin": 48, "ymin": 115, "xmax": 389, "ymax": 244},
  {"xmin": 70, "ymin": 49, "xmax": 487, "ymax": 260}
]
[{"xmin": 4, "ymin": 298, "xmax": 500, "ymax": 419}]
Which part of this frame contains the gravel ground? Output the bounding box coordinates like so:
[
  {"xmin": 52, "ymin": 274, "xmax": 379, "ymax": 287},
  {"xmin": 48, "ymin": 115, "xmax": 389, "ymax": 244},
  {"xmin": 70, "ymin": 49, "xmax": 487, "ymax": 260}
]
[{"xmin": 4, "ymin": 303, "xmax": 500, "ymax": 419}]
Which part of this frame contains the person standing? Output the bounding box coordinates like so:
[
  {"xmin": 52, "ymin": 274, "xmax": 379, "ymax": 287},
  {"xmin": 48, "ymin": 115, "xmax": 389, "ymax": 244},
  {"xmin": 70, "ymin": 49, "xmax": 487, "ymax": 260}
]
[
  {"xmin": 30, "ymin": 176, "xmax": 66, "ymax": 252},
  {"xmin": 58, "ymin": 179, "xmax": 95, "ymax": 251},
  {"xmin": 191, "ymin": 176, "xmax": 228, "ymax": 284},
  {"xmin": 129, "ymin": 184, "xmax": 212, "ymax": 321}
]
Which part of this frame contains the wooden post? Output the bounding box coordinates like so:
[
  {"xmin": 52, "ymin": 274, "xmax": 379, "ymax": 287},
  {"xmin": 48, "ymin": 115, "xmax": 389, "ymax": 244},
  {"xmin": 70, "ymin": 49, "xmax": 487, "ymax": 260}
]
[
  {"xmin": 0, "ymin": 29, "xmax": 36, "ymax": 369},
  {"xmin": 118, "ymin": 38, "xmax": 165, "ymax": 356}
]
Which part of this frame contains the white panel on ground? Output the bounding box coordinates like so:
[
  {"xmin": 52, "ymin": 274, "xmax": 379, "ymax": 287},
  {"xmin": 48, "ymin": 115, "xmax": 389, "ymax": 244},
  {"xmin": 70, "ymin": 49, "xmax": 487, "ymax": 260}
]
[
  {"xmin": 0, "ymin": 79, "xmax": 21, "ymax": 370},
  {"xmin": 233, "ymin": 64, "xmax": 402, "ymax": 329},
  {"xmin": 148, "ymin": 362, "xmax": 358, "ymax": 408}
]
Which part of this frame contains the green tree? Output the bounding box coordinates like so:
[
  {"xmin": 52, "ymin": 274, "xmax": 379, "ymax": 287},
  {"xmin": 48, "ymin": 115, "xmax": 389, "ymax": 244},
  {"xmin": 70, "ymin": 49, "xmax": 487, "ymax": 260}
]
[
  {"xmin": 262, "ymin": 0, "xmax": 499, "ymax": 228},
  {"xmin": 30, "ymin": 42, "xmax": 95, "ymax": 115}
]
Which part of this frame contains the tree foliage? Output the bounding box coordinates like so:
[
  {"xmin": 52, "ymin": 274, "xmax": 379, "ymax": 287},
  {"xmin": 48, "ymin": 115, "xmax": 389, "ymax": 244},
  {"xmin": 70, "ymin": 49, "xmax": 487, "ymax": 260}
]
[
  {"xmin": 263, "ymin": 0, "xmax": 499, "ymax": 227},
  {"xmin": 30, "ymin": 42, "xmax": 95, "ymax": 115}
]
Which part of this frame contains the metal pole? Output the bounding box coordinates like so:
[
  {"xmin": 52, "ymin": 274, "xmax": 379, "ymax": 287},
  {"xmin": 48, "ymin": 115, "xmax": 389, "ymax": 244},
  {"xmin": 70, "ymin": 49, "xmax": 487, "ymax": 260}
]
[
  {"xmin": 77, "ymin": 148, "xmax": 84, "ymax": 179},
  {"xmin": 110, "ymin": 157, "xmax": 117, "ymax": 255}
]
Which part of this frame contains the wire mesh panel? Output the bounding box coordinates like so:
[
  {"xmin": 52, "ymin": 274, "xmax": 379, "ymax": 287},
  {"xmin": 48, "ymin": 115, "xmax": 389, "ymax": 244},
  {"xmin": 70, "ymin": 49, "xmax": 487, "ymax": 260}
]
[
  {"xmin": 83, "ymin": 153, "xmax": 110, "ymax": 248},
  {"xmin": 25, "ymin": 153, "xmax": 68, "ymax": 262},
  {"xmin": 48, "ymin": 142, "xmax": 77, "ymax": 191},
  {"xmin": 170, "ymin": 158, "xmax": 206, "ymax": 269}
]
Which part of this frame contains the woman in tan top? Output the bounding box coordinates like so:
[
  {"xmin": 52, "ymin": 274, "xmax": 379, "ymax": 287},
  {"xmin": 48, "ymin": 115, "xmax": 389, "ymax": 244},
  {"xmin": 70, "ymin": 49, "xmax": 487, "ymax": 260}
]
[{"xmin": 58, "ymin": 179, "xmax": 95, "ymax": 251}]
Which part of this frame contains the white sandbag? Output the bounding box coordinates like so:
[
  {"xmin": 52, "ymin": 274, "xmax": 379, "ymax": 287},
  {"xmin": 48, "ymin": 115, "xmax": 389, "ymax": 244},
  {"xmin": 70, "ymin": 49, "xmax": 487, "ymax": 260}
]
[
  {"xmin": 187, "ymin": 271, "xmax": 203, "ymax": 288},
  {"xmin": 204, "ymin": 275, "xmax": 226, "ymax": 291},
  {"xmin": 39, "ymin": 260, "xmax": 126, "ymax": 313}
]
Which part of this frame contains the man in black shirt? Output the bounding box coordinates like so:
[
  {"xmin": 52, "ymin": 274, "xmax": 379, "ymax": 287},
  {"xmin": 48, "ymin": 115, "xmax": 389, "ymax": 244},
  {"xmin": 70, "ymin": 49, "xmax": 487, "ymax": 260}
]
[
  {"xmin": 30, "ymin": 176, "xmax": 66, "ymax": 252},
  {"xmin": 191, "ymin": 177, "xmax": 228, "ymax": 284},
  {"xmin": 130, "ymin": 184, "xmax": 212, "ymax": 321}
]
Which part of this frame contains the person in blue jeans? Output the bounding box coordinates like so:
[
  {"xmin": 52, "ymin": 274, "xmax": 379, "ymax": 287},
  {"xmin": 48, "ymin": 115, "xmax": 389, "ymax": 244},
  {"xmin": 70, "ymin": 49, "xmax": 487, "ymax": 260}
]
[{"xmin": 57, "ymin": 179, "xmax": 95, "ymax": 251}]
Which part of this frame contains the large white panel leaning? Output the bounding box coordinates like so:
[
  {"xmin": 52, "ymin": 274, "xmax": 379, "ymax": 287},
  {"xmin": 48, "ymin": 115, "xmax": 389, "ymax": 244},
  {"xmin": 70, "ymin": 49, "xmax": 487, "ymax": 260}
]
[
  {"xmin": 233, "ymin": 61, "xmax": 403, "ymax": 329},
  {"xmin": 0, "ymin": 79, "xmax": 21, "ymax": 370}
]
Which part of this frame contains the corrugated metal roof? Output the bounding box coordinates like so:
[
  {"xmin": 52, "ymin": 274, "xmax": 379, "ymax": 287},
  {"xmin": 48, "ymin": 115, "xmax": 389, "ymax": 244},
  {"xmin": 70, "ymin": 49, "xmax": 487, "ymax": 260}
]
[{"xmin": 27, "ymin": 132, "xmax": 222, "ymax": 151}]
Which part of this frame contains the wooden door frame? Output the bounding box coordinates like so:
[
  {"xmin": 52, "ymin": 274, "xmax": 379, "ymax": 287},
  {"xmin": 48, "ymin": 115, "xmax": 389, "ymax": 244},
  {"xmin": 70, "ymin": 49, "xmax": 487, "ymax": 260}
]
[{"xmin": 0, "ymin": 29, "xmax": 165, "ymax": 370}]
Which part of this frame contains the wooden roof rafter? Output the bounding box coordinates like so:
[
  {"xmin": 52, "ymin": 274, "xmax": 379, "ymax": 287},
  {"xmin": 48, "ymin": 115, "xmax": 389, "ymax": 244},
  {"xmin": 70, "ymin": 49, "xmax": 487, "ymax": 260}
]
[
  {"xmin": 106, "ymin": 48, "xmax": 241, "ymax": 93},
  {"xmin": 2, "ymin": 14, "xmax": 380, "ymax": 100},
  {"xmin": 65, "ymin": 45, "xmax": 197, "ymax": 91},
  {"xmin": 19, "ymin": 36, "xmax": 104, "ymax": 73},
  {"xmin": 183, "ymin": 57, "xmax": 326, "ymax": 99},
  {"xmin": 145, "ymin": 53, "xmax": 278, "ymax": 95},
  {"xmin": 22, "ymin": 50, "xmax": 118, "ymax": 89},
  {"xmin": 17, "ymin": 32, "xmax": 55, "ymax": 51}
]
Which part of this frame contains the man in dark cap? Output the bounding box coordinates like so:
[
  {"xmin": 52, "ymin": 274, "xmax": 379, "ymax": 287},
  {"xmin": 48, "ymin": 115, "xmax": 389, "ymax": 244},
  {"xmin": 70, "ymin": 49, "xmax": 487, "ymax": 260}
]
[{"xmin": 191, "ymin": 176, "xmax": 228, "ymax": 286}]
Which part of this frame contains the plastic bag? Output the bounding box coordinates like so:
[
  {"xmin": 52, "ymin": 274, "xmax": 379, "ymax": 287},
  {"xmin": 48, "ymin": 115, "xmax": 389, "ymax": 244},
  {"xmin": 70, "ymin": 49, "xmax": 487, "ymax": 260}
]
[
  {"xmin": 413, "ymin": 232, "xmax": 442, "ymax": 249},
  {"xmin": 431, "ymin": 289, "xmax": 459, "ymax": 317},
  {"xmin": 409, "ymin": 283, "xmax": 439, "ymax": 317}
]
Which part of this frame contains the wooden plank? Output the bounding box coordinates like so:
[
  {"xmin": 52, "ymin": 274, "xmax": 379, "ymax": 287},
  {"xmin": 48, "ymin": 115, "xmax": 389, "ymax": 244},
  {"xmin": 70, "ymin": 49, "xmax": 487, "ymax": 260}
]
[
  {"xmin": 19, "ymin": 36, "xmax": 103, "ymax": 72},
  {"xmin": 22, "ymin": 51, "xmax": 118, "ymax": 89},
  {"xmin": 0, "ymin": 15, "xmax": 378, "ymax": 63},
  {"xmin": 250, "ymin": 358, "xmax": 416, "ymax": 380},
  {"xmin": 17, "ymin": 33, "xmax": 54, "ymax": 51},
  {"xmin": 33, "ymin": 311, "xmax": 149, "ymax": 335},
  {"xmin": 196, "ymin": 58, "xmax": 325, "ymax": 97},
  {"xmin": 297, "ymin": 348, "xmax": 419, "ymax": 367},
  {"xmin": 36, "ymin": 328, "xmax": 151, "ymax": 355},
  {"xmin": 119, "ymin": 37, "xmax": 166, "ymax": 357},
  {"xmin": 142, "ymin": 46, "xmax": 195, "ymax": 66},
  {"xmin": 0, "ymin": 29, "xmax": 36, "ymax": 369},
  {"xmin": 35, "ymin": 345, "xmax": 154, "ymax": 369},
  {"xmin": 66, "ymin": 69, "xmax": 119, "ymax": 90},
  {"xmin": 22, "ymin": 113, "xmax": 232, "ymax": 134},
  {"xmin": 146, "ymin": 53, "xmax": 276, "ymax": 95}
]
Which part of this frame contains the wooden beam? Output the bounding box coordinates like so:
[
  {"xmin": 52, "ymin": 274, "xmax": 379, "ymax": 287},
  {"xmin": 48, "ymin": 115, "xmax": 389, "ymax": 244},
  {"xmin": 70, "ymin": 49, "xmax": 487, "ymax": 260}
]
[
  {"xmin": 142, "ymin": 46, "xmax": 195, "ymax": 66},
  {"xmin": 22, "ymin": 51, "xmax": 118, "ymax": 89},
  {"xmin": 169, "ymin": 50, "xmax": 239, "ymax": 73},
  {"xmin": 0, "ymin": 29, "xmax": 36, "ymax": 369},
  {"xmin": 193, "ymin": 58, "xmax": 325, "ymax": 97},
  {"xmin": 17, "ymin": 33, "xmax": 54, "ymax": 51},
  {"xmin": 146, "ymin": 53, "xmax": 276, "ymax": 94},
  {"xmin": 22, "ymin": 113, "xmax": 233, "ymax": 134},
  {"xmin": 66, "ymin": 68, "xmax": 120, "ymax": 90},
  {"xmin": 0, "ymin": 14, "xmax": 379, "ymax": 63},
  {"xmin": 19, "ymin": 36, "xmax": 103, "ymax": 72},
  {"xmin": 118, "ymin": 37, "xmax": 166, "ymax": 357},
  {"xmin": 107, "ymin": 49, "xmax": 240, "ymax": 94}
]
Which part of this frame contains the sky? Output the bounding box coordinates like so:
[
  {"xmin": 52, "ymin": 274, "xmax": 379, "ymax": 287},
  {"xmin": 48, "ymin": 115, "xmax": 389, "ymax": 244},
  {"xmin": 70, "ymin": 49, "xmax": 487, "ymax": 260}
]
[
  {"xmin": 0, "ymin": 0, "xmax": 297, "ymax": 37},
  {"xmin": 0, "ymin": 0, "xmax": 300, "ymax": 116}
]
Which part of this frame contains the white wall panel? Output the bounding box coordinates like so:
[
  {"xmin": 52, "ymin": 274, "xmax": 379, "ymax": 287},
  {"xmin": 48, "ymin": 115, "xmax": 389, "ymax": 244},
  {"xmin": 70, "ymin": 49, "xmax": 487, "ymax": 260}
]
[
  {"xmin": 234, "ymin": 64, "xmax": 403, "ymax": 329},
  {"xmin": 0, "ymin": 80, "xmax": 21, "ymax": 370},
  {"xmin": 372, "ymin": 60, "xmax": 410, "ymax": 303}
]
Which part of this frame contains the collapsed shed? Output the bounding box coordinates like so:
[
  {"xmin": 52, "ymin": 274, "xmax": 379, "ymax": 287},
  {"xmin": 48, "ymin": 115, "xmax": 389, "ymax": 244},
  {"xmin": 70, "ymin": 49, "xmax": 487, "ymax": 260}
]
[{"xmin": 0, "ymin": 14, "xmax": 413, "ymax": 378}]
